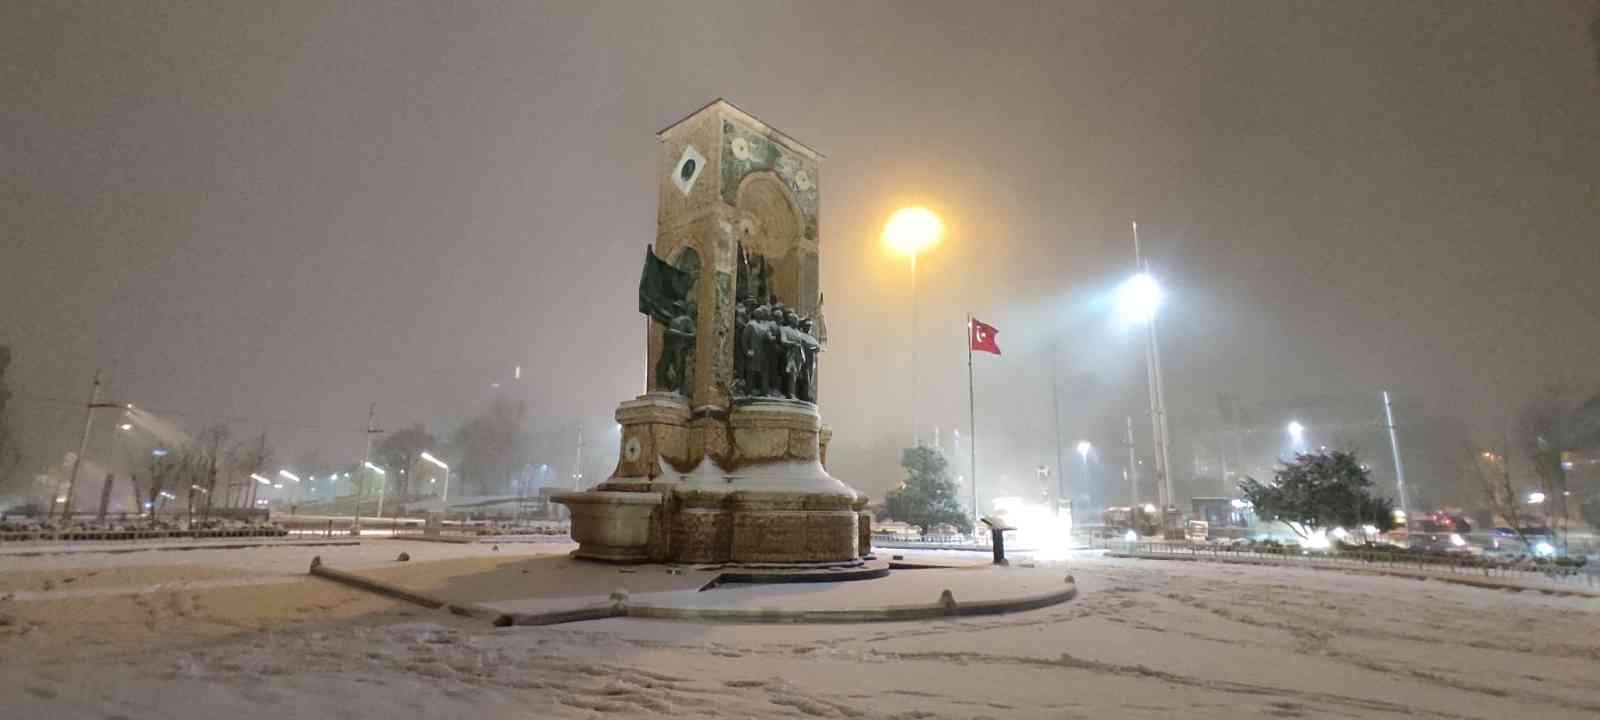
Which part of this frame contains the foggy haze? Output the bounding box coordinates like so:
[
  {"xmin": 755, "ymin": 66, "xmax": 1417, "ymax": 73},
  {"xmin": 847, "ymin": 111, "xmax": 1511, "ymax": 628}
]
[{"xmin": 4, "ymin": 1, "xmax": 1598, "ymax": 508}]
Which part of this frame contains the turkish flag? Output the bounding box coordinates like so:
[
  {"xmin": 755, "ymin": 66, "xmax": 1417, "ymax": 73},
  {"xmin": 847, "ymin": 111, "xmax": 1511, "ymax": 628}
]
[{"xmin": 970, "ymin": 318, "xmax": 1001, "ymax": 355}]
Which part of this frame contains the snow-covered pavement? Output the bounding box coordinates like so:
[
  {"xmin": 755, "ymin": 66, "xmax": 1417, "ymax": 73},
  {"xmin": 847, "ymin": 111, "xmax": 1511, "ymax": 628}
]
[{"xmin": 4, "ymin": 544, "xmax": 1597, "ymax": 718}]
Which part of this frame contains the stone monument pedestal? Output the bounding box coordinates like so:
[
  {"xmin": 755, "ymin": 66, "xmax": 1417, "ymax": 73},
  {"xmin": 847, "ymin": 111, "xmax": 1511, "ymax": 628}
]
[
  {"xmin": 552, "ymin": 99, "xmax": 867, "ymax": 567},
  {"xmin": 555, "ymin": 398, "xmax": 864, "ymax": 565}
]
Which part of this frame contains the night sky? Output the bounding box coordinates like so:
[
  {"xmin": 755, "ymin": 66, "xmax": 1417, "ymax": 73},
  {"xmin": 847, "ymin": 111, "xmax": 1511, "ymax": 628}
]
[{"xmin": 5, "ymin": 1, "xmax": 1597, "ymax": 502}]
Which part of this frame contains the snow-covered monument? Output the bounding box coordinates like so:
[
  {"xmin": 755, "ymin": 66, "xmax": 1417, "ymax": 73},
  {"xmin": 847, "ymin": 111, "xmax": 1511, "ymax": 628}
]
[{"xmin": 553, "ymin": 99, "xmax": 868, "ymax": 564}]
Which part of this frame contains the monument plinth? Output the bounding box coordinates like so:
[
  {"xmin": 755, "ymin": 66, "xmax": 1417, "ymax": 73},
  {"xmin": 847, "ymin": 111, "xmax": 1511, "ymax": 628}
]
[{"xmin": 554, "ymin": 99, "xmax": 866, "ymax": 565}]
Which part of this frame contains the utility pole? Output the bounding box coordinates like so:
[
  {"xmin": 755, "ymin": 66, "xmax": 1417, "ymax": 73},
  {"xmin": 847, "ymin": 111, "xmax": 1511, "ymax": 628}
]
[
  {"xmin": 60, "ymin": 370, "xmax": 104, "ymax": 521},
  {"xmin": 352, "ymin": 403, "xmax": 381, "ymax": 535}
]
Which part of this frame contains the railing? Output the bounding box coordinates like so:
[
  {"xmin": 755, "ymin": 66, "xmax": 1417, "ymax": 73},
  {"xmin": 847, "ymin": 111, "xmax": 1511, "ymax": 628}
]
[
  {"xmin": 0, "ymin": 526, "xmax": 291, "ymax": 545},
  {"xmin": 871, "ymin": 532, "xmax": 990, "ymax": 547},
  {"xmin": 1101, "ymin": 539, "xmax": 1597, "ymax": 590}
]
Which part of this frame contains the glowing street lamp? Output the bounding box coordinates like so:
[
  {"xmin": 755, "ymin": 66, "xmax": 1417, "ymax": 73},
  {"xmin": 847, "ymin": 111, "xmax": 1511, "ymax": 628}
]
[
  {"xmin": 884, "ymin": 206, "xmax": 944, "ymax": 446},
  {"xmin": 277, "ymin": 469, "xmax": 301, "ymax": 483},
  {"xmin": 884, "ymin": 206, "xmax": 943, "ymax": 259},
  {"xmin": 1287, "ymin": 421, "xmax": 1305, "ymax": 447},
  {"xmin": 1116, "ymin": 272, "xmax": 1164, "ymax": 325},
  {"xmin": 1076, "ymin": 440, "xmax": 1092, "ymax": 459},
  {"xmin": 420, "ymin": 451, "xmax": 451, "ymax": 504},
  {"xmin": 1527, "ymin": 491, "xmax": 1546, "ymax": 504}
]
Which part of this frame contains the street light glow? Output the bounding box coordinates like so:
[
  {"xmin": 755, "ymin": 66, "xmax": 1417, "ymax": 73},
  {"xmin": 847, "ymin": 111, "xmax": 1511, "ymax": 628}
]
[
  {"xmin": 1076, "ymin": 440, "xmax": 1091, "ymax": 458},
  {"xmin": 1116, "ymin": 272, "xmax": 1164, "ymax": 324},
  {"xmin": 251, "ymin": 473, "xmax": 271, "ymax": 485},
  {"xmin": 883, "ymin": 207, "xmax": 943, "ymax": 258},
  {"xmin": 1527, "ymin": 491, "xmax": 1546, "ymax": 504},
  {"xmin": 364, "ymin": 461, "xmax": 385, "ymax": 475},
  {"xmin": 277, "ymin": 469, "xmax": 301, "ymax": 483},
  {"xmin": 420, "ymin": 451, "xmax": 448, "ymax": 470},
  {"xmin": 1287, "ymin": 421, "xmax": 1305, "ymax": 442},
  {"xmin": 118, "ymin": 423, "xmax": 133, "ymax": 431}
]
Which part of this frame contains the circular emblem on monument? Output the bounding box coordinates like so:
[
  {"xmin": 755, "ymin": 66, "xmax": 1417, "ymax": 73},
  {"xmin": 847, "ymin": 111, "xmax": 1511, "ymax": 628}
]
[{"xmin": 623, "ymin": 436, "xmax": 642, "ymax": 462}]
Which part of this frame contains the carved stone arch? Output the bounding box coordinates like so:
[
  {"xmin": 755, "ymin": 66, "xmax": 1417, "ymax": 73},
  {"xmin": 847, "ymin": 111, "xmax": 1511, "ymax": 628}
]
[
  {"xmin": 734, "ymin": 171, "xmax": 802, "ymax": 256},
  {"xmin": 734, "ymin": 171, "xmax": 804, "ymax": 310},
  {"xmin": 669, "ymin": 244, "xmax": 702, "ymax": 289}
]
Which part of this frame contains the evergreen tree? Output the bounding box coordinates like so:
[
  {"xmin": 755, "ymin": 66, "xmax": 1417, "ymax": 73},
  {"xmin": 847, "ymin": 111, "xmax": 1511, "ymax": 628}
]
[
  {"xmin": 1239, "ymin": 449, "xmax": 1396, "ymax": 539},
  {"xmin": 884, "ymin": 445, "xmax": 973, "ymax": 535}
]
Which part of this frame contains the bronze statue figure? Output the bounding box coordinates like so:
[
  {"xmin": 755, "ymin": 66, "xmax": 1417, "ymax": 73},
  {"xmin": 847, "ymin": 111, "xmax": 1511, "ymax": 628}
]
[
  {"xmin": 742, "ymin": 304, "xmax": 777, "ymax": 396},
  {"xmin": 778, "ymin": 309, "xmax": 806, "ymax": 399},
  {"xmin": 797, "ymin": 316, "xmax": 821, "ymax": 402},
  {"xmin": 639, "ymin": 245, "xmax": 698, "ymax": 397},
  {"xmin": 732, "ymin": 302, "xmax": 749, "ymax": 394},
  {"xmin": 658, "ymin": 299, "xmax": 697, "ymax": 396}
]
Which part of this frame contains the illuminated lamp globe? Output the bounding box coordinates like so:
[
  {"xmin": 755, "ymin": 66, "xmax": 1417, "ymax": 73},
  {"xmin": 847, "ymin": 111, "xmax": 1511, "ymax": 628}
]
[
  {"xmin": 1116, "ymin": 272, "xmax": 1164, "ymax": 324},
  {"xmin": 883, "ymin": 207, "xmax": 944, "ymax": 258}
]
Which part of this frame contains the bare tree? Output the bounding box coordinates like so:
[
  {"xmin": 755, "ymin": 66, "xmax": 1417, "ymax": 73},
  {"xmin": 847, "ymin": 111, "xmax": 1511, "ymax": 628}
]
[
  {"xmin": 1469, "ymin": 443, "xmax": 1529, "ymax": 549},
  {"xmin": 1515, "ymin": 385, "xmax": 1575, "ymax": 547},
  {"xmin": 375, "ymin": 423, "xmax": 435, "ymax": 499},
  {"xmin": 193, "ymin": 424, "xmax": 230, "ymax": 521},
  {"xmin": 140, "ymin": 448, "xmax": 197, "ymax": 520},
  {"xmin": 225, "ymin": 432, "xmax": 273, "ymax": 510},
  {"xmin": 0, "ymin": 346, "xmax": 20, "ymax": 490},
  {"xmin": 451, "ymin": 397, "xmax": 534, "ymax": 496}
]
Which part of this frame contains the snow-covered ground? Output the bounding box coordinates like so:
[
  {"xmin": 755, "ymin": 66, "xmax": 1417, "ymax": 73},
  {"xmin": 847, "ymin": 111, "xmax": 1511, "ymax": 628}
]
[{"xmin": 3, "ymin": 542, "xmax": 1597, "ymax": 719}]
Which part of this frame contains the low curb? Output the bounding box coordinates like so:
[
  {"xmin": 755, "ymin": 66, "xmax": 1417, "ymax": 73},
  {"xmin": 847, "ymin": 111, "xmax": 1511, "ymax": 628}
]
[
  {"xmin": 388, "ymin": 535, "xmax": 476, "ymax": 544},
  {"xmin": 702, "ymin": 561, "xmax": 890, "ymax": 588},
  {"xmin": 1107, "ymin": 551, "xmax": 1600, "ymax": 599},
  {"xmin": 610, "ymin": 582, "xmax": 1077, "ymax": 625},
  {"xmin": 307, "ymin": 556, "xmax": 513, "ymax": 625},
  {"xmin": 307, "ymin": 558, "xmax": 1078, "ymax": 627},
  {"xmin": 498, "ymin": 576, "xmax": 1077, "ymax": 626},
  {"xmin": 0, "ymin": 538, "xmax": 359, "ymax": 558},
  {"xmin": 388, "ymin": 534, "xmax": 572, "ymax": 545}
]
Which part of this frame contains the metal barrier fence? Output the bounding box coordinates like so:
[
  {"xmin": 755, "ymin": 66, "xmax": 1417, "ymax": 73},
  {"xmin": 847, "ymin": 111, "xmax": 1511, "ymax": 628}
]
[
  {"xmin": 871, "ymin": 532, "xmax": 989, "ymax": 546},
  {"xmin": 0, "ymin": 527, "xmax": 290, "ymax": 545},
  {"xmin": 1101, "ymin": 539, "xmax": 1597, "ymax": 590}
]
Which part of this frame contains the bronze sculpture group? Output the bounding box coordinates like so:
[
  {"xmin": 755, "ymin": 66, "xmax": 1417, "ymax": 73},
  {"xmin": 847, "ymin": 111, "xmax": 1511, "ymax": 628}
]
[
  {"xmin": 733, "ymin": 298, "xmax": 821, "ymax": 402},
  {"xmin": 639, "ymin": 242, "xmax": 824, "ymax": 404}
]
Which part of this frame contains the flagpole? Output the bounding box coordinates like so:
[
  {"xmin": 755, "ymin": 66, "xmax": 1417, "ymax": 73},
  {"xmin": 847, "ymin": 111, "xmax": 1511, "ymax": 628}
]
[{"xmin": 967, "ymin": 313, "xmax": 978, "ymax": 525}]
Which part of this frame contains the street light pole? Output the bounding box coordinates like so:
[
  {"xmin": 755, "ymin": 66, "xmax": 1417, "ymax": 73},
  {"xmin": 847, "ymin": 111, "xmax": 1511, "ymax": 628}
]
[
  {"xmin": 1125, "ymin": 416, "xmax": 1139, "ymax": 508},
  {"xmin": 1131, "ymin": 222, "xmax": 1173, "ymax": 521},
  {"xmin": 1077, "ymin": 440, "xmax": 1092, "ymax": 516},
  {"xmin": 1050, "ymin": 342, "xmax": 1065, "ymax": 515},
  {"xmin": 885, "ymin": 207, "xmax": 943, "ymax": 448},
  {"xmin": 1381, "ymin": 391, "xmax": 1409, "ymax": 521},
  {"xmin": 910, "ymin": 248, "xmax": 918, "ymax": 447}
]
